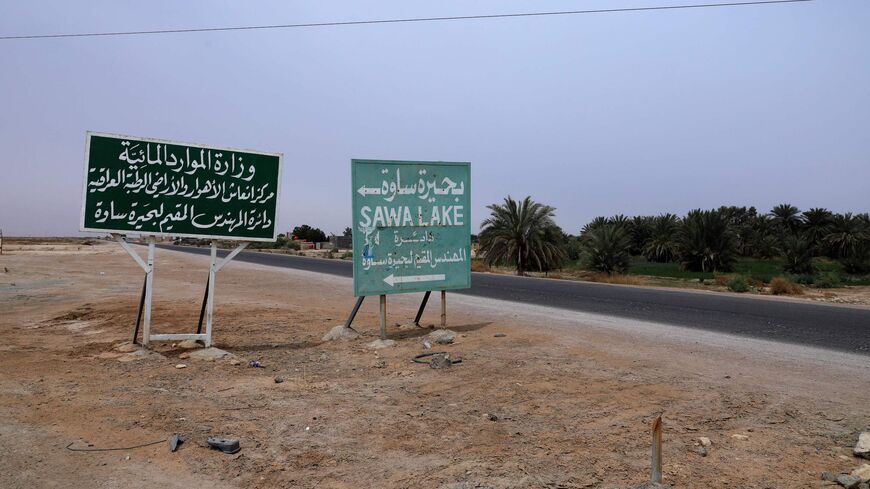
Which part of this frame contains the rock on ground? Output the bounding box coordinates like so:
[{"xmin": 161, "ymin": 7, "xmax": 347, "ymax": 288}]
[
  {"xmin": 177, "ymin": 340, "xmax": 203, "ymax": 349},
  {"xmin": 322, "ymin": 325, "xmax": 360, "ymax": 341},
  {"xmin": 366, "ymin": 339, "xmax": 397, "ymax": 349},
  {"xmin": 856, "ymin": 432, "xmax": 870, "ymax": 459},
  {"xmin": 853, "ymin": 464, "xmax": 870, "ymax": 482},
  {"xmin": 698, "ymin": 436, "xmax": 712, "ymax": 447},
  {"xmin": 429, "ymin": 329, "xmax": 457, "ymax": 345},
  {"xmin": 838, "ymin": 474, "xmax": 862, "ymax": 488},
  {"xmin": 187, "ymin": 347, "xmax": 232, "ymax": 361}
]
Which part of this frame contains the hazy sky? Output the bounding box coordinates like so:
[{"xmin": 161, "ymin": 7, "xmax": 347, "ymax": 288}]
[{"xmin": 1, "ymin": 0, "xmax": 868, "ymax": 237}]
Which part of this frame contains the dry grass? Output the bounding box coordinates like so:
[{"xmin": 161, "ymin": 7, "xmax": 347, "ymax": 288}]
[
  {"xmin": 713, "ymin": 274, "xmax": 733, "ymax": 286},
  {"xmin": 586, "ymin": 273, "xmax": 645, "ymax": 286},
  {"xmin": 471, "ymin": 260, "xmax": 490, "ymax": 272},
  {"xmin": 769, "ymin": 276, "xmax": 804, "ymax": 295}
]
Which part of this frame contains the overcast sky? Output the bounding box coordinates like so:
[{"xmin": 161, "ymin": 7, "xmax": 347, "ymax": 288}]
[{"xmin": 1, "ymin": 0, "xmax": 867, "ymax": 237}]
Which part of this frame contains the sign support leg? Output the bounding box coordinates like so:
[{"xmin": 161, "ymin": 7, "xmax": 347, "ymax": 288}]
[
  {"xmin": 343, "ymin": 296, "xmax": 364, "ymax": 331},
  {"xmin": 204, "ymin": 242, "xmax": 217, "ymax": 347},
  {"xmin": 440, "ymin": 290, "xmax": 447, "ymax": 329},
  {"xmin": 413, "ymin": 291, "xmax": 431, "ymax": 327},
  {"xmin": 132, "ymin": 274, "xmax": 147, "ymax": 344},
  {"xmin": 379, "ymin": 294, "xmax": 387, "ymax": 339},
  {"xmin": 196, "ymin": 274, "xmax": 210, "ymax": 336},
  {"xmin": 142, "ymin": 238, "xmax": 156, "ymax": 346}
]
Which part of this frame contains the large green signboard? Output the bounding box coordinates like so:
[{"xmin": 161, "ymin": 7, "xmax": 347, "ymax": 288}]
[
  {"xmin": 80, "ymin": 132, "xmax": 282, "ymax": 241},
  {"xmin": 352, "ymin": 159, "xmax": 471, "ymax": 297}
]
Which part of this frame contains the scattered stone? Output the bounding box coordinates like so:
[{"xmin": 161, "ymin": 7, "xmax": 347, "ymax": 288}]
[
  {"xmin": 372, "ymin": 360, "xmax": 386, "ymax": 369},
  {"xmin": 731, "ymin": 434, "xmax": 749, "ymax": 441},
  {"xmin": 114, "ymin": 343, "xmax": 140, "ymax": 353},
  {"xmin": 821, "ymin": 472, "xmax": 837, "ymax": 482},
  {"xmin": 366, "ymin": 339, "xmax": 397, "ymax": 349},
  {"xmin": 322, "ymin": 325, "xmax": 360, "ymax": 341},
  {"xmin": 175, "ymin": 364, "xmax": 187, "ymax": 369},
  {"xmin": 274, "ymin": 377, "xmax": 284, "ymax": 384},
  {"xmin": 422, "ymin": 340, "xmax": 432, "ymax": 350},
  {"xmin": 853, "ymin": 464, "xmax": 870, "ymax": 482},
  {"xmin": 178, "ymin": 352, "xmax": 190, "ymax": 360},
  {"xmin": 698, "ymin": 436, "xmax": 712, "ymax": 447},
  {"xmin": 484, "ymin": 413, "xmax": 498, "ymax": 422},
  {"xmin": 429, "ymin": 329, "xmax": 456, "ymax": 345},
  {"xmin": 396, "ymin": 322, "xmax": 420, "ymax": 331},
  {"xmin": 494, "ymin": 333, "xmax": 507, "ymax": 338},
  {"xmin": 177, "ymin": 340, "xmax": 203, "ymax": 349},
  {"xmin": 229, "ymin": 358, "xmax": 241, "ymax": 366},
  {"xmin": 856, "ymin": 432, "xmax": 870, "ymax": 459},
  {"xmin": 188, "ymin": 347, "xmax": 232, "ymax": 362},
  {"xmin": 858, "ymin": 482, "xmax": 870, "ymax": 489},
  {"xmin": 838, "ymin": 474, "xmax": 862, "ymax": 488},
  {"xmin": 694, "ymin": 446, "xmax": 708, "ymax": 457}
]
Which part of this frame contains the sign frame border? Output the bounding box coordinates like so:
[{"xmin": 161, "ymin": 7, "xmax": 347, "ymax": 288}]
[
  {"xmin": 79, "ymin": 131, "xmax": 284, "ymax": 242},
  {"xmin": 351, "ymin": 158, "xmax": 471, "ymax": 297}
]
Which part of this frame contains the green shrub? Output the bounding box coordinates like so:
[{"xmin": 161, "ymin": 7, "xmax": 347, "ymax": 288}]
[
  {"xmin": 726, "ymin": 275, "xmax": 750, "ymax": 293},
  {"xmin": 814, "ymin": 272, "xmax": 843, "ymax": 288},
  {"xmin": 790, "ymin": 274, "xmax": 815, "ymax": 285}
]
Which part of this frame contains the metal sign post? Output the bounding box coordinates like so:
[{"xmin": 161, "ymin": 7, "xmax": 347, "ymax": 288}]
[
  {"xmin": 346, "ymin": 159, "xmax": 470, "ymax": 336},
  {"xmin": 84, "ymin": 132, "xmax": 282, "ymax": 348}
]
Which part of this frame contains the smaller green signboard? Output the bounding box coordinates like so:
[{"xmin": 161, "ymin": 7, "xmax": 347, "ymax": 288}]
[
  {"xmin": 352, "ymin": 159, "xmax": 471, "ymax": 297},
  {"xmin": 80, "ymin": 132, "xmax": 282, "ymax": 241}
]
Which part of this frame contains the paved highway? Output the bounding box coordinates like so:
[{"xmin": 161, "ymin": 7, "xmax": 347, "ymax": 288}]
[{"xmin": 162, "ymin": 245, "xmax": 870, "ymax": 354}]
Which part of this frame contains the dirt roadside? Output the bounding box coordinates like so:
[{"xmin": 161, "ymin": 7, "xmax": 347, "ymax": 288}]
[{"xmin": 1, "ymin": 242, "xmax": 868, "ymax": 488}]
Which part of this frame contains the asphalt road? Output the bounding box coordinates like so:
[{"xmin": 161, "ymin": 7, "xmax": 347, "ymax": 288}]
[{"xmin": 162, "ymin": 245, "xmax": 870, "ymax": 355}]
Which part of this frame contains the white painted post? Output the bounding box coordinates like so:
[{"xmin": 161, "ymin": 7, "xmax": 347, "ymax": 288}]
[
  {"xmin": 142, "ymin": 238, "xmax": 156, "ymax": 346},
  {"xmin": 379, "ymin": 294, "xmax": 387, "ymax": 339},
  {"xmin": 440, "ymin": 290, "xmax": 447, "ymax": 329},
  {"xmin": 205, "ymin": 242, "xmax": 217, "ymax": 347}
]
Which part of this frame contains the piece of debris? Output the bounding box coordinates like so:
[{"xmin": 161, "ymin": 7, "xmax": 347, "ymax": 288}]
[
  {"xmin": 366, "ymin": 339, "xmax": 397, "ymax": 349},
  {"xmin": 731, "ymin": 434, "xmax": 749, "ymax": 441},
  {"xmin": 856, "ymin": 432, "xmax": 870, "ymax": 459},
  {"xmin": 188, "ymin": 347, "xmax": 232, "ymax": 362},
  {"xmin": 494, "ymin": 333, "xmax": 507, "ymax": 338},
  {"xmin": 698, "ymin": 436, "xmax": 712, "ymax": 447},
  {"xmin": 429, "ymin": 329, "xmax": 456, "ymax": 345},
  {"xmin": 168, "ymin": 433, "xmax": 183, "ymax": 452},
  {"xmin": 274, "ymin": 377, "xmax": 284, "ymax": 384},
  {"xmin": 322, "ymin": 325, "xmax": 360, "ymax": 341},
  {"xmin": 249, "ymin": 360, "xmax": 263, "ymax": 368},
  {"xmin": 422, "ymin": 340, "xmax": 432, "ymax": 349},
  {"xmin": 412, "ymin": 351, "xmax": 462, "ymax": 368},
  {"xmin": 175, "ymin": 364, "xmax": 187, "ymax": 369},
  {"xmin": 484, "ymin": 413, "xmax": 498, "ymax": 421},
  {"xmin": 207, "ymin": 437, "xmax": 241, "ymax": 454}
]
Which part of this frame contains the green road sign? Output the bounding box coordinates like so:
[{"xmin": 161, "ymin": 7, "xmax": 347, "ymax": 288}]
[
  {"xmin": 80, "ymin": 132, "xmax": 282, "ymax": 241},
  {"xmin": 352, "ymin": 159, "xmax": 471, "ymax": 297}
]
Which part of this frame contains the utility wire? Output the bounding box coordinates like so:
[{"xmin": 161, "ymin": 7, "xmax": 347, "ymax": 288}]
[{"xmin": 1, "ymin": 0, "xmax": 811, "ymax": 41}]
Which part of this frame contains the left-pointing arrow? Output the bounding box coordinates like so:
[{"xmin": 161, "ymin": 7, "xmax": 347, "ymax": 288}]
[
  {"xmin": 357, "ymin": 186, "xmax": 382, "ymax": 196},
  {"xmin": 383, "ymin": 273, "xmax": 446, "ymax": 286}
]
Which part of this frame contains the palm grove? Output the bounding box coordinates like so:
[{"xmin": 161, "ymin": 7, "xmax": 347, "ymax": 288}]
[{"xmin": 478, "ymin": 197, "xmax": 870, "ymax": 286}]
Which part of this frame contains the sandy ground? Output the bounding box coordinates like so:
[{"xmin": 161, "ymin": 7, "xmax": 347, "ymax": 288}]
[{"xmin": 1, "ymin": 241, "xmax": 868, "ymax": 488}]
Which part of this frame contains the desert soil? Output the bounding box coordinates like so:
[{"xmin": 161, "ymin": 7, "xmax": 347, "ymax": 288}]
[{"xmin": 1, "ymin": 240, "xmax": 868, "ymax": 488}]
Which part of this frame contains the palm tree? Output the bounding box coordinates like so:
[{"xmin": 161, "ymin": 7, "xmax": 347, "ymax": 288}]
[
  {"xmin": 781, "ymin": 234, "xmax": 815, "ymax": 275},
  {"xmin": 580, "ymin": 223, "xmax": 633, "ymax": 274},
  {"xmin": 643, "ymin": 213, "xmax": 680, "ymax": 263},
  {"xmin": 825, "ymin": 213, "xmax": 870, "ymax": 273},
  {"xmin": 479, "ymin": 196, "xmax": 565, "ymax": 275},
  {"xmin": 801, "ymin": 208, "xmax": 833, "ymax": 254},
  {"xmin": 676, "ymin": 209, "xmax": 737, "ymax": 273},
  {"xmin": 769, "ymin": 203, "xmax": 802, "ymax": 236}
]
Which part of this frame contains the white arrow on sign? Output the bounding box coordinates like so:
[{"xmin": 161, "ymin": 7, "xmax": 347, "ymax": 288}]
[
  {"xmin": 383, "ymin": 273, "xmax": 446, "ymax": 287},
  {"xmin": 357, "ymin": 185, "xmax": 382, "ymax": 196}
]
